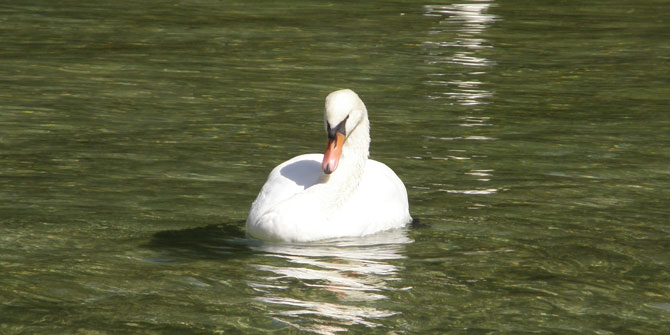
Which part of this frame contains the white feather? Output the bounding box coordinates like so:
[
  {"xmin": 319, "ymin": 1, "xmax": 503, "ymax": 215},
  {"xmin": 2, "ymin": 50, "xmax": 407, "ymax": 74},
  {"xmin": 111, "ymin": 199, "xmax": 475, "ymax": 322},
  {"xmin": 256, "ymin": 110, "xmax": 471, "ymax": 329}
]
[{"xmin": 246, "ymin": 89, "xmax": 412, "ymax": 242}]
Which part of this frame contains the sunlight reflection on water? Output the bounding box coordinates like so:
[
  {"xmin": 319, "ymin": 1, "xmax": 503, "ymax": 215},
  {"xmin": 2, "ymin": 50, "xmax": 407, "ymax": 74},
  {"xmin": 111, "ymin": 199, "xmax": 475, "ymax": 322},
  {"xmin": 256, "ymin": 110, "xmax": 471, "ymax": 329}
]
[
  {"xmin": 247, "ymin": 229, "xmax": 412, "ymax": 334},
  {"xmin": 419, "ymin": 1, "xmax": 500, "ymax": 199},
  {"xmin": 423, "ymin": 2, "xmax": 497, "ymax": 105}
]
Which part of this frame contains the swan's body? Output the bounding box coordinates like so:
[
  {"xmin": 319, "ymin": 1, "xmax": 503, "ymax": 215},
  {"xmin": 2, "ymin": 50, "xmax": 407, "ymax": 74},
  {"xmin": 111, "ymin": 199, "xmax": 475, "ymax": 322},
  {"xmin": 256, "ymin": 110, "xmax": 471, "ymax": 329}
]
[{"xmin": 246, "ymin": 89, "xmax": 411, "ymax": 242}]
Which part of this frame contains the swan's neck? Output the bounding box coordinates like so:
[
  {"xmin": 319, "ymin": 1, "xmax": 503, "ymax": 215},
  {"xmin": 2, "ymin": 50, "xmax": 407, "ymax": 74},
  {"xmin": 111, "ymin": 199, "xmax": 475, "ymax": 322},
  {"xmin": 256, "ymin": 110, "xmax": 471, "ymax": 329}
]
[{"xmin": 319, "ymin": 116, "xmax": 370, "ymax": 206}]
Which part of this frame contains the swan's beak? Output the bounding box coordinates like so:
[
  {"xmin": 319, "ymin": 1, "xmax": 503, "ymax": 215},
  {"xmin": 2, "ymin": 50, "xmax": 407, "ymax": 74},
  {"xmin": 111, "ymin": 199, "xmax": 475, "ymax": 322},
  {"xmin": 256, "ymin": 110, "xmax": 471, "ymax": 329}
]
[{"xmin": 322, "ymin": 132, "xmax": 345, "ymax": 174}]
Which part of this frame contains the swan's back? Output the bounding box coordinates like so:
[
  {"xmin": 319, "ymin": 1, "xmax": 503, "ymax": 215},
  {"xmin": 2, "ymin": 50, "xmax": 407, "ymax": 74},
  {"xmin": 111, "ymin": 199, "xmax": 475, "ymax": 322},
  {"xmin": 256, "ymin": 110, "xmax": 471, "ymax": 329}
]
[{"xmin": 247, "ymin": 155, "xmax": 410, "ymax": 242}]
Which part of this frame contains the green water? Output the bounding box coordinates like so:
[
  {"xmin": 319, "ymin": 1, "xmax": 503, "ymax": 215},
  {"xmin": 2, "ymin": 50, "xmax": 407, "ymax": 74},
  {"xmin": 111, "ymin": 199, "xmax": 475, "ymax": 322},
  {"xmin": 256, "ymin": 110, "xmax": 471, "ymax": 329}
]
[{"xmin": 1, "ymin": 0, "xmax": 669, "ymax": 334}]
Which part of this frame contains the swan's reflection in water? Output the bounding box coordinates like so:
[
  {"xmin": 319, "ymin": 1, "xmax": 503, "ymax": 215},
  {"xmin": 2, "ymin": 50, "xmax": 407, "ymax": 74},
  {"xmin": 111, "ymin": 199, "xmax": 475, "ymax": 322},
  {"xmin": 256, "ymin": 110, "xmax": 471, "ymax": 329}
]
[{"xmin": 247, "ymin": 229, "xmax": 412, "ymax": 334}]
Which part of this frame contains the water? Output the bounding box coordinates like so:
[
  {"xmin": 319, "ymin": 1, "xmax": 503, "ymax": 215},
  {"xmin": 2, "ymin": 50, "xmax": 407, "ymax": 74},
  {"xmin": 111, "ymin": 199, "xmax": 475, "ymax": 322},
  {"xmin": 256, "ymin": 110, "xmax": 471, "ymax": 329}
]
[{"xmin": 1, "ymin": 0, "xmax": 669, "ymax": 334}]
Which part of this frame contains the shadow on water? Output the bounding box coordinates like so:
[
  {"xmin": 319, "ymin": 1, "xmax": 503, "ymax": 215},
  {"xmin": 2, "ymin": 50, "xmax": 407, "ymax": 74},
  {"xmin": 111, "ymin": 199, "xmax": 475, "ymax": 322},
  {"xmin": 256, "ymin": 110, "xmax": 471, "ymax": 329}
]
[{"xmin": 142, "ymin": 222, "xmax": 256, "ymax": 261}]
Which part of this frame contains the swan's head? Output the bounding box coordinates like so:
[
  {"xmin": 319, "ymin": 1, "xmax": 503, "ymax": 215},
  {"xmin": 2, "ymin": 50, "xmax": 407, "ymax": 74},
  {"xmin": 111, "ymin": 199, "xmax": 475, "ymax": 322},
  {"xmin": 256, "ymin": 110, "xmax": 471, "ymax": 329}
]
[{"xmin": 321, "ymin": 89, "xmax": 368, "ymax": 174}]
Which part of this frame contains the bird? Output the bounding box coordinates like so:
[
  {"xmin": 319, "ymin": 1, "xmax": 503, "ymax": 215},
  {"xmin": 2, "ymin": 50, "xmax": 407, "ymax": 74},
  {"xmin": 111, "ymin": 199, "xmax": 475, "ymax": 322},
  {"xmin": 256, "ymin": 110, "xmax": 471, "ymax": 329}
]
[{"xmin": 246, "ymin": 89, "xmax": 411, "ymax": 242}]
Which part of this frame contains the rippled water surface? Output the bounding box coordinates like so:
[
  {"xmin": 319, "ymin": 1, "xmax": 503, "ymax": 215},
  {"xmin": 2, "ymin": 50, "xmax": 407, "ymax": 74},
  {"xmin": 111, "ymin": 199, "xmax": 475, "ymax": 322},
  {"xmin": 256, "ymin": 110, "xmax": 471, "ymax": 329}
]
[{"xmin": 1, "ymin": 0, "xmax": 669, "ymax": 334}]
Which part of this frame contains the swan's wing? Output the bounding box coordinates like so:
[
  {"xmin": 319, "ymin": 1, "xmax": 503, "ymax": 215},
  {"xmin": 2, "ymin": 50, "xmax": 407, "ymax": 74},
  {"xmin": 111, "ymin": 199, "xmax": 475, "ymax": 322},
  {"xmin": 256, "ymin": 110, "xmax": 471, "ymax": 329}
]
[
  {"xmin": 345, "ymin": 159, "xmax": 411, "ymax": 234},
  {"xmin": 248, "ymin": 154, "xmax": 323, "ymax": 221}
]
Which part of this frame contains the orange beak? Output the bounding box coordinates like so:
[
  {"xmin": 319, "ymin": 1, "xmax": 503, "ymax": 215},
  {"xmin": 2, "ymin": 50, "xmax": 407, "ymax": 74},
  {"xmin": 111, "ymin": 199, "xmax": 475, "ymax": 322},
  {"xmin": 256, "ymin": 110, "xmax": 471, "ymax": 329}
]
[{"xmin": 322, "ymin": 132, "xmax": 345, "ymax": 174}]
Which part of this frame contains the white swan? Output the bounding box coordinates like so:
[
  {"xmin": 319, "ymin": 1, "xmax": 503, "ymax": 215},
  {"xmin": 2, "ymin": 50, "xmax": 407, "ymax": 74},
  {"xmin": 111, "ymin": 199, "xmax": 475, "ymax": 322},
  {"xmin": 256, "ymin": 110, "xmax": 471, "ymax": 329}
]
[{"xmin": 246, "ymin": 89, "xmax": 412, "ymax": 242}]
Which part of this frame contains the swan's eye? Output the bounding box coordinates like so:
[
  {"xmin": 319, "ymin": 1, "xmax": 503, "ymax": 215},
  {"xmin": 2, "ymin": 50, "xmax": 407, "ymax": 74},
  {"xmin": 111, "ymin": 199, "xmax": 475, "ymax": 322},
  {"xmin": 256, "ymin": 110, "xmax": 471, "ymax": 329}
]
[{"xmin": 327, "ymin": 115, "xmax": 349, "ymax": 140}]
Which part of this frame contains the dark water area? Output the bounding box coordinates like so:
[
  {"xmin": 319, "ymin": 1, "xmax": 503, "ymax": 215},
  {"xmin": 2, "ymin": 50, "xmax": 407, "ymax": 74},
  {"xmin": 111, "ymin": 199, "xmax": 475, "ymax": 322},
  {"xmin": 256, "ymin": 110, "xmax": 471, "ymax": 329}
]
[{"xmin": 1, "ymin": 0, "xmax": 669, "ymax": 334}]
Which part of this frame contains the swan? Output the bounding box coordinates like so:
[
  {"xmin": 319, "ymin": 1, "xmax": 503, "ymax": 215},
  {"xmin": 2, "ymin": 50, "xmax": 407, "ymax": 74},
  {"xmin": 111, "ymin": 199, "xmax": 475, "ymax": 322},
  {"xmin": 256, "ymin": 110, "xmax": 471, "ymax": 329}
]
[{"xmin": 246, "ymin": 89, "xmax": 412, "ymax": 242}]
